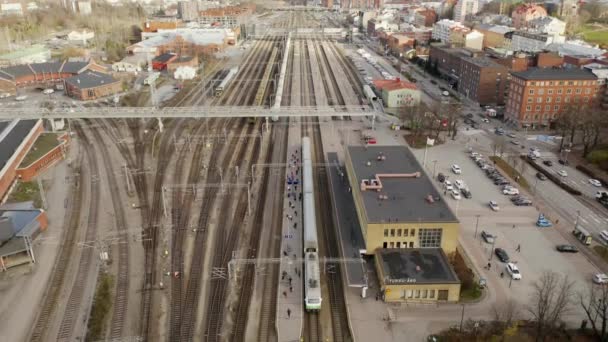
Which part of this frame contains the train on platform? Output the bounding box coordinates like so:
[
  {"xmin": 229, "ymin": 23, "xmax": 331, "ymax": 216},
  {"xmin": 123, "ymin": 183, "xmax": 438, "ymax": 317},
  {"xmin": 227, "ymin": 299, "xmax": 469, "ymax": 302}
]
[
  {"xmin": 214, "ymin": 67, "xmax": 238, "ymax": 97},
  {"xmin": 363, "ymin": 84, "xmax": 377, "ymax": 102},
  {"xmin": 302, "ymin": 137, "xmax": 322, "ymax": 311}
]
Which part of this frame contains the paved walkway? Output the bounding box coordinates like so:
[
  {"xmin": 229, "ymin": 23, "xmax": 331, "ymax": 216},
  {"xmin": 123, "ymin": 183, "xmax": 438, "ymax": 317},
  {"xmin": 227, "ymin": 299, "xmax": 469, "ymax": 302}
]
[{"xmin": 277, "ymin": 120, "xmax": 304, "ymax": 342}]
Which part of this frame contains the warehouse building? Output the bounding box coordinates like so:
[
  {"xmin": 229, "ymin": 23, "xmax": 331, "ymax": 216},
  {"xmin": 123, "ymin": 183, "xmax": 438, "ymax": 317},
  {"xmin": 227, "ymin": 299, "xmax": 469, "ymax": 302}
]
[
  {"xmin": 376, "ymin": 248, "xmax": 460, "ymax": 302},
  {"xmin": 64, "ymin": 70, "xmax": 122, "ymax": 100},
  {"xmin": 0, "ymin": 202, "xmax": 48, "ymax": 271},
  {"xmin": 344, "ymin": 145, "xmax": 460, "ymax": 254}
]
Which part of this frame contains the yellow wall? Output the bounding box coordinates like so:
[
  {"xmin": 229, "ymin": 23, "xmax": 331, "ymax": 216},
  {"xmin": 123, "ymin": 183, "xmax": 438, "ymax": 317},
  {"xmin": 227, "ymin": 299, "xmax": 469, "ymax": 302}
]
[{"xmin": 375, "ymin": 256, "xmax": 461, "ymax": 302}]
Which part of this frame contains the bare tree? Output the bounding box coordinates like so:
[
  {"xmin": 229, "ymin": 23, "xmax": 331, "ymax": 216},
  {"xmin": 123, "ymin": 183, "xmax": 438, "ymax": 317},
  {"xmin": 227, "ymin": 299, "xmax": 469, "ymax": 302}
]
[
  {"xmin": 527, "ymin": 271, "xmax": 576, "ymax": 341},
  {"xmin": 555, "ymin": 106, "xmax": 578, "ymax": 151},
  {"xmin": 580, "ymin": 285, "xmax": 608, "ymax": 342},
  {"xmin": 492, "ymin": 299, "xmax": 520, "ymax": 331}
]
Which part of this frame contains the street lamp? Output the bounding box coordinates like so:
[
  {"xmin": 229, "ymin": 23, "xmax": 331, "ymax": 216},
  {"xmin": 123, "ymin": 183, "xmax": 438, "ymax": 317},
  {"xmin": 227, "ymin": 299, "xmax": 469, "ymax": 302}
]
[{"xmin": 474, "ymin": 215, "xmax": 481, "ymax": 239}]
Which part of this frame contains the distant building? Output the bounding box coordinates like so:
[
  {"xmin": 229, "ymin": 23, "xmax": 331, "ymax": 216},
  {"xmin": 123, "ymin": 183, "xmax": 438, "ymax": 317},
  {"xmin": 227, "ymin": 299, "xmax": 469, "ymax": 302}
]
[
  {"xmin": 0, "ymin": 2, "xmax": 23, "ymax": 16},
  {"xmin": 453, "ymin": 0, "xmax": 479, "ymax": 23},
  {"xmin": 372, "ymin": 79, "xmax": 420, "ymax": 108},
  {"xmin": 428, "ymin": 44, "xmax": 483, "ymax": 85},
  {"xmin": 414, "ymin": 9, "xmax": 437, "ymax": 27},
  {"xmin": 511, "ymin": 31, "xmax": 565, "ymax": 53},
  {"xmin": 152, "ymin": 52, "xmax": 178, "ymax": 70},
  {"xmin": 432, "ymin": 19, "xmax": 467, "ymax": 43},
  {"xmin": 178, "ymin": 0, "xmax": 198, "ymax": 21},
  {"xmin": 536, "ymin": 52, "xmax": 564, "ymax": 68},
  {"xmin": 448, "ymin": 26, "xmax": 471, "ymax": 46},
  {"xmin": 511, "ymin": 3, "xmax": 547, "ymax": 29},
  {"xmin": 78, "ymin": 1, "xmax": 92, "ymax": 15},
  {"xmin": 167, "ymin": 55, "xmax": 198, "ymax": 73},
  {"xmin": 544, "ymin": 41, "xmax": 606, "ymax": 58},
  {"xmin": 458, "ymin": 57, "xmax": 508, "ymax": 105},
  {"xmin": 0, "ymin": 202, "xmax": 49, "ymax": 271},
  {"xmin": 0, "ymin": 45, "xmax": 51, "ymax": 66},
  {"xmin": 64, "ymin": 70, "xmax": 122, "ymax": 101},
  {"xmin": 526, "ymin": 16, "xmax": 566, "ymax": 36},
  {"xmin": 474, "ymin": 24, "xmax": 514, "ymax": 49},
  {"xmin": 504, "ymin": 68, "xmax": 599, "ymax": 128},
  {"xmin": 559, "ymin": 0, "xmax": 579, "ymax": 19},
  {"xmin": 128, "ymin": 28, "xmax": 237, "ymax": 57},
  {"xmin": 463, "ymin": 30, "xmax": 484, "ymax": 51},
  {"xmin": 583, "ymin": 63, "xmax": 608, "ymax": 110}
]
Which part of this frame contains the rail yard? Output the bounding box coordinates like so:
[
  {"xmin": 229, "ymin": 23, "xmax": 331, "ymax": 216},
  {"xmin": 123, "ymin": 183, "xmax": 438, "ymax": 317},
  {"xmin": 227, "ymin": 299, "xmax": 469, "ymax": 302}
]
[{"xmin": 9, "ymin": 9, "xmax": 373, "ymax": 342}]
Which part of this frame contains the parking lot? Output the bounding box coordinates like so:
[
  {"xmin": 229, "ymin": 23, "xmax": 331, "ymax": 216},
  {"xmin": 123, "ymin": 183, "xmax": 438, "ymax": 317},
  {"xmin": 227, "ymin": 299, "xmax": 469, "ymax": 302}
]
[{"xmin": 411, "ymin": 135, "xmax": 598, "ymax": 317}]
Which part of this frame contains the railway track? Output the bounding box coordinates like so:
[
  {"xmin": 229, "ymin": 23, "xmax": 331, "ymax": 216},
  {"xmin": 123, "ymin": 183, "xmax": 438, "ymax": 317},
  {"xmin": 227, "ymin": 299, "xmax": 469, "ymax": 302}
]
[
  {"xmin": 88, "ymin": 124, "xmax": 132, "ymax": 339},
  {"xmin": 54, "ymin": 122, "xmax": 101, "ymax": 341},
  {"xmin": 28, "ymin": 127, "xmax": 86, "ymax": 342}
]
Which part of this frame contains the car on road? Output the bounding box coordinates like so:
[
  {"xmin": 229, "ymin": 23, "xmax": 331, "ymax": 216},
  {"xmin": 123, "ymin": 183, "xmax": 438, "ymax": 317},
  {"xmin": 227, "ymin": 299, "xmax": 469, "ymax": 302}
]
[
  {"xmin": 513, "ymin": 199, "xmax": 533, "ymax": 206},
  {"xmin": 470, "ymin": 152, "xmax": 481, "ymax": 158},
  {"xmin": 536, "ymin": 172, "xmax": 547, "ymax": 180},
  {"xmin": 15, "ymin": 95, "xmax": 27, "ymax": 101},
  {"xmin": 451, "ymin": 164, "xmax": 462, "ymax": 174},
  {"xmin": 495, "ymin": 178, "xmax": 510, "ymax": 186},
  {"xmin": 42, "ymin": 88, "xmax": 54, "ymax": 95},
  {"xmin": 451, "ymin": 189, "xmax": 461, "ymax": 200},
  {"xmin": 506, "ymin": 263, "xmax": 522, "ymax": 280},
  {"xmin": 494, "ymin": 248, "xmax": 510, "ymax": 262},
  {"xmin": 543, "ymin": 160, "xmax": 553, "ymax": 166},
  {"xmin": 454, "ymin": 180, "xmax": 466, "ymax": 190},
  {"xmin": 481, "ymin": 231, "xmax": 495, "ymax": 244},
  {"xmin": 556, "ymin": 245, "xmax": 579, "ymax": 253},
  {"xmin": 461, "ymin": 188, "xmax": 472, "ymax": 199},
  {"xmin": 482, "ymin": 118, "xmax": 490, "ymax": 123},
  {"xmin": 495, "ymin": 128, "xmax": 505, "ymax": 135},
  {"xmin": 444, "ymin": 180, "xmax": 453, "ymax": 191},
  {"xmin": 559, "ymin": 159, "xmax": 569, "ymax": 165},
  {"xmin": 510, "ymin": 140, "xmax": 520, "ymax": 145},
  {"xmin": 593, "ymin": 273, "xmax": 608, "ymax": 284},
  {"xmin": 507, "ymin": 132, "xmax": 517, "ymax": 138},
  {"xmin": 589, "ymin": 179, "xmax": 602, "ymax": 187},
  {"xmin": 558, "ymin": 170, "xmax": 568, "ymax": 177},
  {"xmin": 503, "ymin": 187, "xmax": 519, "ymax": 195},
  {"xmin": 437, "ymin": 172, "xmax": 446, "ymax": 183},
  {"xmin": 489, "ymin": 200, "xmax": 500, "ymax": 211}
]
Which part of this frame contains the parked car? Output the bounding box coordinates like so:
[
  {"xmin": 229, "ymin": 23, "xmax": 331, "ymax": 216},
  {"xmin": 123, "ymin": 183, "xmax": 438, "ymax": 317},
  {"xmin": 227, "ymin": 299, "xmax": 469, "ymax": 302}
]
[
  {"xmin": 437, "ymin": 173, "xmax": 446, "ymax": 183},
  {"xmin": 489, "ymin": 201, "xmax": 500, "ymax": 211},
  {"xmin": 494, "ymin": 248, "xmax": 510, "ymax": 262},
  {"xmin": 481, "ymin": 231, "xmax": 495, "ymax": 244},
  {"xmin": 593, "ymin": 273, "xmax": 608, "ymax": 284},
  {"xmin": 589, "ymin": 179, "xmax": 602, "ymax": 187},
  {"xmin": 510, "ymin": 140, "xmax": 520, "ymax": 145},
  {"xmin": 470, "ymin": 152, "xmax": 480, "ymax": 159},
  {"xmin": 514, "ymin": 199, "xmax": 533, "ymax": 206},
  {"xmin": 558, "ymin": 170, "xmax": 568, "ymax": 177},
  {"xmin": 454, "ymin": 180, "xmax": 466, "ymax": 190},
  {"xmin": 451, "ymin": 189, "xmax": 462, "ymax": 200},
  {"xmin": 556, "ymin": 245, "xmax": 578, "ymax": 253},
  {"xmin": 42, "ymin": 88, "xmax": 54, "ymax": 94},
  {"xmin": 503, "ymin": 187, "xmax": 519, "ymax": 195},
  {"xmin": 15, "ymin": 95, "xmax": 27, "ymax": 101},
  {"xmin": 558, "ymin": 159, "xmax": 569, "ymax": 165},
  {"xmin": 507, "ymin": 132, "xmax": 517, "ymax": 138},
  {"xmin": 543, "ymin": 160, "xmax": 553, "ymax": 166},
  {"xmin": 506, "ymin": 263, "xmax": 522, "ymax": 280},
  {"xmin": 481, "ymin": 118, "xmax": 490, "ymax": 123},
  {"xmin": 451, "ymin": 164, "xmax": 462, "ymax": 174},
  {"xmin": 495, "ymin": 128, "xmax": 505, "ymax": 135},
  {"xmin": 461, "ymin": 188, "xmax": 472, "ymax": 199},
  {"xmin": 536, "ymin": 172, "xmax": 547, "ymax": 181},
  {"xmin": 495, "ymin": 179, "xmax": 510, "ymax": 186},
  {"xmin": 444, "ymin": 180, "xmax": 453, "ymax": 191}
]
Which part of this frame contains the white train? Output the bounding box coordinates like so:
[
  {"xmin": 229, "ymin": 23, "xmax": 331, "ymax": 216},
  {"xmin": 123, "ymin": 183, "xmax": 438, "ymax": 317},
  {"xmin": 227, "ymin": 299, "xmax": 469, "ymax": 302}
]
[
  {"xmin": 363, "ymin": 84, "xmax": 377, "ymax": 102},
  {"xmin": 214, "ymin": 67, "xmax": 238, "ymax": 97},
  {"xmin": 302, "ymin": 137, "xmax": 322, "ymax": 311}
]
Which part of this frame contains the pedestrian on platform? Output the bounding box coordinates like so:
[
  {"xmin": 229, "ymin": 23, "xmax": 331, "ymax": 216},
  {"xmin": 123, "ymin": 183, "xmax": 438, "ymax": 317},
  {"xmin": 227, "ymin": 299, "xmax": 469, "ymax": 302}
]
[
  {"xmin": 290, "ymin": 286, "xmax": 293, "ymax": 293},
  {"xmin": 283, "ymin": 291, "xmax": 287, "ymax": 297},
  {"xmin": 289, "ymin": 277, "xmax": 292, "ymax": 285},
  {"xmin": 294, "ymin": 223, "xmax": 297, "ymax": 229},
  {"xmin": 283, "ymin": 251, "xmax": 288, "ymax": 256},
  {"xmin": 287, "ymin": 308, "xmax": 291, "ymax": 319},
  {"xmin": 295, "ymin": 211, "xmax": 298, "ymax": 217},
  {"xmin": 512, "ymin": 224, "xmax": 515, "ymax": 229},
  {"xmin": 288, "ymin": 186, "xmax": 291, "ymax": 191},
  {"xmin": 516, "ymin": 244, "xmax": 521, "ymax": 252}
]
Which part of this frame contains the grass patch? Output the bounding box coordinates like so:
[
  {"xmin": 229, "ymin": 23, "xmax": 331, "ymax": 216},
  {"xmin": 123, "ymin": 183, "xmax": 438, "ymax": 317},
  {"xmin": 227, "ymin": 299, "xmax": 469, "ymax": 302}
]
[
  {"xmin": 583, "ymin": 30, "xmax": 608, "ymax": 46},
  {"xmin": 460, "ymin": 284, "xmax": 482, "ymax": 301},
  {"xmin": 19, "ymin": 133, "xmax": 61, "ymax": 168},
  {"xmin": 490, "ymin": 156, "xmax": 530, "ymax": 191},
  {"xmin": 7, "ymin": 181, "xmax": 42, "ymax": 208},
  {"xmin": 86, "ymin": 273, "xmax": 114, "ymax": 341},
  {"xmin": 403, "ymin": 134, "xmax": 443, "ymax": 149},
  {"xmin": 594, "ymin": 245, "xmax": 608, "ymax": 263}
]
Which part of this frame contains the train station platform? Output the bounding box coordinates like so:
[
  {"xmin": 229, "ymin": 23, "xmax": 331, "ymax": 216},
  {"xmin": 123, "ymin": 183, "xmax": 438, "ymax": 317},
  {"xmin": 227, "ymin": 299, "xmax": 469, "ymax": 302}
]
[
  {"xmin": 277, "ymin": 120, "xmax": 303, "ymax": 342},
  {"xmin": 326, "ymin": 152, "xmax": 367, "ymax": 287}
]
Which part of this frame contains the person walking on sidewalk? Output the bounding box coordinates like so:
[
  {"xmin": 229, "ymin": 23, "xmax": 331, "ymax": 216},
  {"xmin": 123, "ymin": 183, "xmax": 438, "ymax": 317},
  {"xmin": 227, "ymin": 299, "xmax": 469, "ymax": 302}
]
[
  {"xmin": 516, "ymin": 244, "xmax": 521, "ymax": 252},
  {"xmin": 287, "ymin": 308, "xmax": 291, "ymax": 319}
]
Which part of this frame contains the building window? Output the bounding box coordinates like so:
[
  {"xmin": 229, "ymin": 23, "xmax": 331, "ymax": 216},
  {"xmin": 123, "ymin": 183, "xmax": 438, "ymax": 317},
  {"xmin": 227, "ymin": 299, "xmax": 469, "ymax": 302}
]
[
  {"xmin": 419, "ymin": 228, "xmax": 442, "ymax": 248},
  {"xmin": 567, "ymin": 89, "xmax": 572, "ymax": 94},
  {"xmin": 549, "ymin": 81, "xmax": 554, "ymax": 86},
  {"xmin": 565, "ymin": 97, "xmax": 570, "ymax": 103},
  {"xmin": 422, "ymin": 289, "xmax": 428, "ymax": 298},
  {"xmin": 557, "ymin": 89, "xmax": 563, "ymax": 94},
  {"xmin": 559, "ymin": 81, "xmax": 564, "ymax": 85},
  {"xmin": 554, "ymin": 105, "xmax": 559, "ymax": 110},
  {"xmin": 529, "ymin": 89, "xmax": 534, "ymax": 95},
  {"xmin": 383, "ymin": 242, "xmax": 388, "ymax": 248},
  {"xmin": 548, "ymin": 89, "xmax": 553, "ymax": 95},
  {"xmin": 568, "ymin": 81, "xmax": 574, "ymax": 86},
  {"xmin": 409, "ymin": 241, "xmax": 414, "ymax": 248},
  {"xmin": 535, "ymin": 105, "xmax": 541, "ymax": 111},
  {"xmin": 546, "ymin": 97, "xmax": 551, "ymax": 103},
  {"xmin": 415, "ymin": 290, "xmax": 421, "ymax": 298},
  {"xmin": 545, "ymin": 105, "xmax": 551, "ymax": 111},
  {"xmin": 396, "ymin": 242, "xmax": 401, "ymax": 248},
  {"xmin": 390, "ymin": 229, "xmax": 395, "ymax": 237},
  {"xmin": 534, "ymin": 114, "xmax": 539, "ymax": 119},
  {"xmin": 384, "ymin": 229, "xmax": 388, "ymax": 237},
  {"xmin": 397, "ymin": 229, "xmax": 402, "ymax": 237},
  {"xmin": 407, "ymin": 290, "xmax": 413, "ymax": 298},
  {"xmin": 530, "ymin": 82, "xmax": 536, "ymax": 86},
  {"xmin": 574, "ymin": 97, "xmax": 580, "ymax": 103},
  {"xmin": 556, "ymin": 97, "xmax": 561, "ymax": 102},
  {"xmin": 537, "ymin": 97, "xmax": 543, "ymax": 103},
  {"xmin": 586, "ymin": 88, "xmax": 591, "ymax": 94},
  {"xmin": 404, "ymin": 229, "xmax": 408, "ymax": 237},
  {"xmin": 411, "ymin": 229, "xmax": 415, "ymax": 236},
  {"xmin": 389, "ymin": 242, "xmax": 395, "ymax": 248},
  {"xmin": 429, "ymin": 290, "xmax": 435, "ymax": 298},
  {"xmin": 526, "ymin": 105, "xmax": 531, "ymax": 111},
  {"xmin": 584, "ymin": 97, "xmax": 589, "ymax": 102},
  {"xmin": 576, "ymin": 88, "xmax": 582, "ymax": 94},
  {"xmin": 527, "ymin": 98, "xmax": 533, "ymax": 103}
]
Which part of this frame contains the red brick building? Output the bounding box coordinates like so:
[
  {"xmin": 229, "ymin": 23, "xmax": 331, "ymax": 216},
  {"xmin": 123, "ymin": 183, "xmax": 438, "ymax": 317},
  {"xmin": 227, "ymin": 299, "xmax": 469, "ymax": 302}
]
[
  {"xmin": 64, "ymin": 71, "xmax": 122, "ymax": 101},
  {"xmin": 505, "ymin": 68, "xmax": 600, "ymax": 128},
  {"xmin": 414, "ymin": 9, "xmax": 437, "ymax": 27},
  {"xmin": 16, "ymin": 133, "xmax": 70, "ymax": 181},
  {"xmin": 152, "ymin": 52, "xmax": 178, "ymax": 71},
  {"xmin": 536, "ymin": 52, "xmax": 563, "ymax": 68},
  {"xmin": 458, "ymin": 57, "xmax": 509, "ymax": 105}
]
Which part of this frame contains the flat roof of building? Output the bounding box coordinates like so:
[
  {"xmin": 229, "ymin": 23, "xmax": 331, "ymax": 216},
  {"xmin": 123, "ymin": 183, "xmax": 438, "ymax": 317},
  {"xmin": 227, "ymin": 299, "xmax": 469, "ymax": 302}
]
[
  {"xmin": 377, "ymin": 248, "xmax": 459, "ymax": 285},
  {"xmin": 348, "ymin": 145, "xmax": 457, "ymax": 224},
  {"xmin": 64, "ymin": 70, "xmax": 119, "ymax": 89},
  {"xmin": 0, "ymin": 120, "xmax": 38, "ymax": 172},
  {"xmin": 511, "ymin": 67, "xmax": 598, "ymax": 81},
  {"xmin": 462, "ymin": 56, "xmax": 507, "ymax": 69}
]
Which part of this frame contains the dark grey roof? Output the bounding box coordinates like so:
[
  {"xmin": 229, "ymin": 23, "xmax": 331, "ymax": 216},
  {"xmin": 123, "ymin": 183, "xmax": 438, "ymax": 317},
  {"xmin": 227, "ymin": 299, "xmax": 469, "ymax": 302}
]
[
  {"xmin": 0, "ymin": 61, "xmax": 92, "ymax": 80},
  {"xmin": 0, "ymin": 121, "xmax": 9, "ymax": 135},
  {"xmin": 511, "ymin": 67, "xmax": 598, "ymax": 81},
  {"xmin": 60, "ymin": 61, "xmax": 89, "ymax": 73},
  {"xmin": 377, "ymin": 248, "xmax": 460, "ymax": 284},
  {"xmin": 1, "ymin": 64, "xmax": 34, "ymax": 79},
  {"xmin": 64, "ymin": 70, "xmax": 119, "ymax": 89},
  {"xmin": 348, "ymin": 145, "xmax": 457, "ymax": 224},
  {"xmin": 172, "ymin": 56, "xmax": 194, "ymax": 63},
  {"xmin": 0, "ymin": 120, "xmax": 38, "ymax": 171},
  {"xmin": 30, "ymin": 61, "xmax": 64, "ymax": 74},
  {"xmin": 153, "ymin": 53, "xmax": 177, "ymax": 63}
]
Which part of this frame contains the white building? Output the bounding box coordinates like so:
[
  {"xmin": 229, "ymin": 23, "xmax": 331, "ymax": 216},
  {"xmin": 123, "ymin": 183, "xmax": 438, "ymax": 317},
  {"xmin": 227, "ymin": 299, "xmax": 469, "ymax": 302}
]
[
  {"xmin": 511, "ymin": 31, "xmax": 565, "ymax": 52},
  {"xmin": 78, "ymin": 1, "xmax": 92, "ymax": 15},
  {"xmin": 526, "ymin": 16, "xmax": 566, "ymax": 35},
  {"xmin": 432, "ymin": 19, "xmax": 467, "ymax": 42},
  {"xmin": 545, "ymin": 40, "xmax": 606, "ymax": 58},
  {"xmin": 453, "ymin": 0, "xmax": 479, "ymax": 23},
  {"xmin": 1, "ymin": 2, "xmax": 23, "ymax": 16},
  {"xmin": 464, "ymin": 30, "xmax": 484, "ymax": 50}
]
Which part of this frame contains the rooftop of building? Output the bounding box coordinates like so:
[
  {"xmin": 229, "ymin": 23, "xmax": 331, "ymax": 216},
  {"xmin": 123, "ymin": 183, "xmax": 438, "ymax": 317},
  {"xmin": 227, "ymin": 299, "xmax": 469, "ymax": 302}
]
[
  {"xmin": 171, "ymin": 56, "xmax": 195, "ymax": 63},
  {"xmin": 0, "ymin": 60, "xmax": 92, "ymax": 80},
  {"xmin": 373, "ymin": 78, "xmax": 418, "ymax": 91},
  {"xmin": 430, "ymin": 43, "xmax": 480, "ymax": 58},
  {"xmin": 376, "ymin": 248, "xmax": 460, "ymax": 285},
  {"xmin": 19, "ymin": 133, "xmax": 63, "ymax": 168},
  {"xmin": 476, "ymin": 23, "xmax": 514, "ymax": 35},
  {"xmin": 0, "ymin": 202, "xmax": 44, "ymax": 258},
  {"xmin": 153, "ymin": 52, "xmax": 177, "ymax": 63},
  {"xmin": 64, "ymin": 70, "xmax": 119, "ymax": 89},
  {"xmin": 461, "ymin": 56, "xmax": 507, "ymax": 69},
  {"xmin": 512, "ymin": 3, "xmax": 547, "ymax": 15},
  {"xmin": 0, "ymin": 44, "xmax": 49, "ymax": 60},
  {"xmin": 0, "ymin": 120, "xmax": 38, "ymax": 172},
  {"xmin": 347, "ymin": 145, "xmax": 457, "ymax": 224},
  {"xmin": 511, "ymin": 67, "xmax": 598, "ymax": 81}
]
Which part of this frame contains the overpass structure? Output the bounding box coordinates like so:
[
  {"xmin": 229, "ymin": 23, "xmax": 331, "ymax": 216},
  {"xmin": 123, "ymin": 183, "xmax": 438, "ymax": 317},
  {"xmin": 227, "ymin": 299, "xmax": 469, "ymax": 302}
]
[{"xmin": 1, "ymin": 105, "xmax": 376, "ymax": 120}]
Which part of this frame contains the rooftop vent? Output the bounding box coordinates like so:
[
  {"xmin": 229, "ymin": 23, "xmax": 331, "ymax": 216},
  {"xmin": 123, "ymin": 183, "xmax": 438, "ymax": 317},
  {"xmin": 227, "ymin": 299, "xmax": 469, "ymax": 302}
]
[
  {"xmin": 366, "ymin": 161, "xmax": 372, "ymax": 166},
  {"xmin": 377, "ymin": 152, "xmax": 386, "ymax": 161}
]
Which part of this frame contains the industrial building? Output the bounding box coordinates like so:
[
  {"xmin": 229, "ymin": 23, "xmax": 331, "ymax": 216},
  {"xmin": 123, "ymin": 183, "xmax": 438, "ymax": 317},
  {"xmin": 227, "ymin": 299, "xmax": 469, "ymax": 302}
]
[
  {"xmin": 0, "ymin": 202, "xmax": 48, "ymax": 271},
  {"xmin": 375, "ymin": 248, "xmax": 461, "ymax": 302},
  {"xmin": 64, "ymin": 70, "xmax": 122, "ymax": 101},
  {"xmin": 344, "ymin": 145, "xmax": 460, "ymax": 255}
]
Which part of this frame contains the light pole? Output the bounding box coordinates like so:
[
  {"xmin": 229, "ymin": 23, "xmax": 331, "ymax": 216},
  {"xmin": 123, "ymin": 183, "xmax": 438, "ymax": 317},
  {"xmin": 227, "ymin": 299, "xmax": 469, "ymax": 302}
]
[
  {"xmin": 474, "ymin": 214, "xmax": 481, "ymax": 239},
  {"xmin": 432, "ymin": 160, "xmax": 438, "ymax": 178}
]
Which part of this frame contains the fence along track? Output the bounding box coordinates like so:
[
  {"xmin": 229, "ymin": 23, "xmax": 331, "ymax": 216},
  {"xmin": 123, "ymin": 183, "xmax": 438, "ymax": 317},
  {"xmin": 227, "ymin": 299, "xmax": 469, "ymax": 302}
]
[
  {"xmin": 28, "ymin": 131, "xmax": 85, "ymax": 342},
  {"xmin": 87, "ymin": 125, "xmax": 131, "ymax": 339},
  {"xmin": 55, "ymin": 121, "xmax": 101, "ymax": 341}
]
